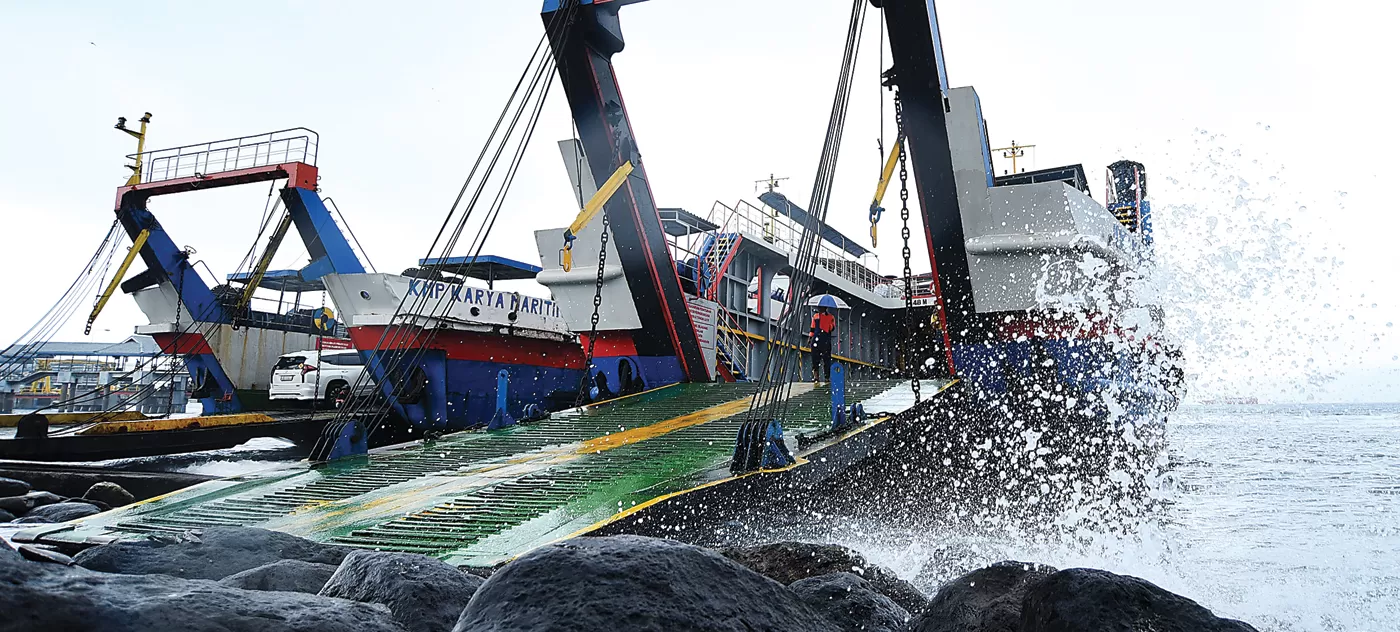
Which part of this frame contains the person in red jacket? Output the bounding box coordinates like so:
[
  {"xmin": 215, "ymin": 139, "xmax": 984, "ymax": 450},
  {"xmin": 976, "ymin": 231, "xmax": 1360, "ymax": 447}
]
[{"xmin": 810, "ymin": 306, "xmax": 835, "ymax": 384}]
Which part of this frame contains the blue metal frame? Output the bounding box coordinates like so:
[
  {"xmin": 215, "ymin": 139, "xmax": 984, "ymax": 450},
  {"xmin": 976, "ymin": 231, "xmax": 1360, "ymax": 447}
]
[
  {"xmin": 113, "ymin": 178, "xmax": 365, "ymax": 415},
  {"xmin": 281, "ymin": 187, "xmax": 366, "ymax": 281}
]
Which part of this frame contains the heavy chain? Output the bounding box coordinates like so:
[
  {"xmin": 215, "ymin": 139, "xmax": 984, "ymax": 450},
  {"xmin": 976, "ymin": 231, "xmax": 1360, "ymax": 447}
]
[
  {"xmin": 575, "ymin": 210, "xmax": 610, "ymax": 405},
  {"xmin": 895, "ymin": 94, "xmax": 920, "ymax": 403},
  {"xmin": 167, "ymin": 263, "xmax": 186, "ymax": 414}
]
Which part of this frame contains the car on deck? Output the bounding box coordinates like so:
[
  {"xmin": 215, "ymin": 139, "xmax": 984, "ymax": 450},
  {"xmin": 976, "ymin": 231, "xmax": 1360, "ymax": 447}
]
[{"xmin": 269, "ymin": 349, "xmax": 371, "ymax": 407}]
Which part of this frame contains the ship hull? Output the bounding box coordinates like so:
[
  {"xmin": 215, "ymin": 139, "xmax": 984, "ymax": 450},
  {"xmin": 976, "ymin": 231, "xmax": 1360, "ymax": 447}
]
[{"xmin": 346, "ymin": 325, "xmax": 586, "ymax": 431}]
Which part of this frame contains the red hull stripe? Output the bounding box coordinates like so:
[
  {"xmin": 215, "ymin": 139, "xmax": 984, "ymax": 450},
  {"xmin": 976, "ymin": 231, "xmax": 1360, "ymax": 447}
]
[
  {"xmin": 349, "ymin": 326, "xmax": 587, "ymax": 370},
  {"xmin": 151, "ymin": 332, "xmax": 214, "ymax": 356},
  {"xmin": 578, "ymin": 330, "xmax": 639, "ymax": 357}
]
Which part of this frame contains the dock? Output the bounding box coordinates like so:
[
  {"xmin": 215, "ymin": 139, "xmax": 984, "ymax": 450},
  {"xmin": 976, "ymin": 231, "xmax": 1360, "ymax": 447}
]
[{"xmin": 31, "ymin": 379, "xmax": 942, "ymax": 567}]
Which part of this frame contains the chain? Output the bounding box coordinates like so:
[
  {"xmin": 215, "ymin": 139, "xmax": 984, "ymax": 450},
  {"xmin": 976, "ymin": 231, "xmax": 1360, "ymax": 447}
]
[
  {"xmin": 575, "ymin": 210, "xmax": 610, "ymax": 406},
  {"xmin": 167, "ymin": 263, "xmax": 186, "ymax": 415},
  {"xmin": 895, "ymin": 94, "xmax": 920, "ymax": 403}
]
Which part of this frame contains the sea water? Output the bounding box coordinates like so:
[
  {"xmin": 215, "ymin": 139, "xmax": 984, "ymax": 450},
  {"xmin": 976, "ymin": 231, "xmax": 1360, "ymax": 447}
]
[{"xmin": 825, "ymin": 403, "xmax": 1400, "ymax": 631}]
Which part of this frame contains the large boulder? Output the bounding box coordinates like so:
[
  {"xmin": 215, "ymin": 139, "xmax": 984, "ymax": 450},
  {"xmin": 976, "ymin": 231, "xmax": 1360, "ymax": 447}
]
[
  {"xmin": 912, "ymin": 560, "xmax": 1056, "ymax": 632},
  {"xmin": 319, "ymin": 550, "xmax": 482, "ymax": 632},
  {"xmin": 74, "ymin": 526, "xmax": 355, "ymax": 580},
  {"xmin": 0, "ymin": 476, "xmax": 30, "ymax": 497},
  {"xmin": 13, "ymin": 501, "xmax": 103, "ymax": 524},
  {"xmin": 720, "ymin": 541, "xmax": 928, "ymax": 613},
  {"xmin": 1020, "ymin": 568, "xmax": 1258, "ymax": 632},
  {"xmin": 0, "ymin": 550, "xmax": 404, "ymax": 632},
  {"xmin": 83, "ymin": 481, "xmax": 136, "ymax": 507},
  {"xmin": 454, "ymin": 535, "xmax": 841, "ymax": 632},
  {"xmin": 220, "ymin": 559, "xmax": 340, "ymax": 594},
  {"xmin": 789, "ymin": 572, "xmax": 910, "ymax": 632}
]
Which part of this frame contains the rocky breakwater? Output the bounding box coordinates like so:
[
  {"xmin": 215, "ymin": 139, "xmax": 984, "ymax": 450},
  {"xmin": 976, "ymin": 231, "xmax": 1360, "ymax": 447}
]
[
  {"xmin": 0, "ymin": 527, "xmax": 1258, "ymax": 632},
  {"xmin": 0, "ymin": 476, "xmax": 134, "ymax": 525}
]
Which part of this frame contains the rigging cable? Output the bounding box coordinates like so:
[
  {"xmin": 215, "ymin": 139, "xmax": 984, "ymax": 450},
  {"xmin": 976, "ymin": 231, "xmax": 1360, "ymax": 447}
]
[
  {"xmin": 311, "ymin": 2, "xmax": 583, "ymax": 457},
  {"xmin": 734, "ymin": 0, "xmax": 868, "ymax": 471}
]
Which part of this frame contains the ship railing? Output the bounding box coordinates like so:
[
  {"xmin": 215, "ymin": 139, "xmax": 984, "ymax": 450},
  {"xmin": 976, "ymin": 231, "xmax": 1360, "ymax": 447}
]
[
  {"xmin": 706, "ymin": 200, "xmax": 903, "ymax": 299},
  {"xmin": 131, "ymin": 128, "xmax": 320, "ymax": 184}
]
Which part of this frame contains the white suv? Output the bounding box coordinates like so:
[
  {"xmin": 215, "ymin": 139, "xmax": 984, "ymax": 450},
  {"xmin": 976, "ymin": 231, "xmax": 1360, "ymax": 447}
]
[{"xmin": 269, "ymin": 350, "xmax": 370, "ymax": 407}]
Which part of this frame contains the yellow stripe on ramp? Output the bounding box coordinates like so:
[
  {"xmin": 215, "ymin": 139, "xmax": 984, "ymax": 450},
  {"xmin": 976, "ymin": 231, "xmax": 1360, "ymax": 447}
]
[{"xmin": 579, "ymin": 383, "xmax": 814, "ymax": 454}]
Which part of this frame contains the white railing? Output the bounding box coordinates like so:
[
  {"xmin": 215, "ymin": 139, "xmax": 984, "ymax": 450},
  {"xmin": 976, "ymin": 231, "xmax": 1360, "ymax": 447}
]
[
  {"xmin": 706, "ymin": 199, "xmax": 901, "ymax": 298},
  {"xmin": 134, "ymin": 128, "xmax": 319, "ymax": 184}
]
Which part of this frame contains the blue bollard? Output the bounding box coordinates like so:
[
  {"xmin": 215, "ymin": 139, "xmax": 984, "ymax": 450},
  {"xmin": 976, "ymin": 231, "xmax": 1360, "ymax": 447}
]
[
  {"xmin": 487, "ymin": 369, "xmax": 516, "ymax": 430},
  {"xmin": 829, "ymin": 362, "xmax": 846, "ymax": 431}
]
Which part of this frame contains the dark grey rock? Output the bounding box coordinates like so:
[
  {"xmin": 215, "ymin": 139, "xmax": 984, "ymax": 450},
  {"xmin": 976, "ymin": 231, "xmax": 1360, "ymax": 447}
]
[
  {"xmin": 0, "ymin": 476, "xmax": 30, "ymax": 497},
  {"xmin": 320, "ymin": 550, "xmax": 482, "ymax": 632},
  {"xmin": 0, "ymin": 496, "xmax": 28, "ymax": 516},
  {"xmin": 0, "ymin": 490, "xmax": 64, "ymax": 516},
  {"xmin": 17, "ymin": 544, "xmax": 75, "ymax": 566},
  {"xmin": 720, "ymin": 541, "xmax": 928, "ymax": 613},
  {"xmin": 15, "ymin": 412, "xmax": 48, "ymax": 439},
  {"xmin": 13, "ymin": 501, "xmax": 102, "ymax": 523},
  {"xmin": 0, "ymin": 508, "xmax": 14, "ymax": 523},
  {"xmin": 0, "ymin": 549, "xmax": 404, "ymax": 632},
  {"xmin": 74, "ymin": 526, "xmax": 356, "ymax": 580},
  {"xmin": 1020, "ymin": 568, "xmax": 1258, "ymax": 632},
  {"xmin": 220, "ymin": 559, "xmax": 340, "ymax": 594},
  {"xmin": 789, "ymin": 572, "xmax": 910, "ymax": 632},
  {"xmin": 454, "ymin": 535, "xmax": 840, "ymax": 632},
  {"xmin": 67, "ymin": 496, "xmax": 112, "ymax": 511},
  {"xmin": 84, "ymin": 481, "xmax": 136, "ymax": 507},
  {"xmin": 912, "ymin": 560, "xmax": 1056, "ymax": 632}
]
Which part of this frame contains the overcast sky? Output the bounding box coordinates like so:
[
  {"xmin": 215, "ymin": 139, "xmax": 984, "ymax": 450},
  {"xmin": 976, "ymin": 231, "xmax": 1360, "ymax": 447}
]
[{"xmin": 1, "ymin": 0, "xmax": 1395, "ymax": 401}]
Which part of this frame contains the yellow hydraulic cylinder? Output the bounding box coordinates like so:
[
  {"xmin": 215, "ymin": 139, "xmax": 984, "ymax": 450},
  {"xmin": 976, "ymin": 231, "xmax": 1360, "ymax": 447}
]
[
  {"xmin": 868, "ymin": 137, "xmax": 903, "ymax": 247},
  {"xmin": 235, "ymin": 212, "xmax": 295, "ymax": 318},
  {"xmin": 86, "ymin": 229, "xmax": 151, "ymax": 335},
  {"xmin": 562, "ymin": 161, "xmax": 634, "ymax": 272}
]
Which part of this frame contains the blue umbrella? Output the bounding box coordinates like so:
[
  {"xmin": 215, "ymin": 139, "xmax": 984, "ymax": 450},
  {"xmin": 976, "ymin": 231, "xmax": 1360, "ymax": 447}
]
[{"xmin": 805, "ymin": 294, "xmax": 850, "ymax": 309}]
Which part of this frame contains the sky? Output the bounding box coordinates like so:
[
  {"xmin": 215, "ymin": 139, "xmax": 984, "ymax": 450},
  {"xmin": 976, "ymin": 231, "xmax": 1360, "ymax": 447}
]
[{"xmin": 0, "ymin": 0, "xmax": 1396, "ymax": 402}]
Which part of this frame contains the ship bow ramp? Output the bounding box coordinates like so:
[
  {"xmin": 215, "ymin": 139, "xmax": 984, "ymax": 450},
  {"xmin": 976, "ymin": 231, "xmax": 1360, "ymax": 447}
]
[{"xmin": 35, "ymin": 380, "xmax": 943, "ymax": 567}]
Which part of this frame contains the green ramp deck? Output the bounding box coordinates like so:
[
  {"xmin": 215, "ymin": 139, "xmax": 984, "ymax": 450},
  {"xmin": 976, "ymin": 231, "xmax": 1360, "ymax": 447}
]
[{"xmin": 45, "ymin": 379, "xmax": 931, "ymax": 566}]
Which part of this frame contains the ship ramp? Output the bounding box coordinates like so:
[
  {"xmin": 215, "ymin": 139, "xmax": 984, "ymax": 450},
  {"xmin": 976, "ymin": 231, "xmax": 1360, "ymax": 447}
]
[{"xmin": 28, "ymin": 379, "xmax": 943, "ymax": 567}]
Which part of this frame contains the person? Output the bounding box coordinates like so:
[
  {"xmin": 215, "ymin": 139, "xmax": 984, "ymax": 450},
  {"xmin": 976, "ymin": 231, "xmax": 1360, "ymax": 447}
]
[{"xmin": 810, "ymin": 306, "xmax": 835, "ymax": 384}]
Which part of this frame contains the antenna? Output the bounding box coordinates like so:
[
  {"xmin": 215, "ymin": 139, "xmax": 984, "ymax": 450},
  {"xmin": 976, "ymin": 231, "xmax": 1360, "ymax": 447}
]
[
  {"xmin": 991, "ymin": 140, "xmax": 1035, "ymax": 175},
  {"xmin": 115, "ymin": 112, "xmax": 152, "ymax": 186},
  {"xmin": 754, "ymin": 173, "xmax": 788, "ymax": 193}
]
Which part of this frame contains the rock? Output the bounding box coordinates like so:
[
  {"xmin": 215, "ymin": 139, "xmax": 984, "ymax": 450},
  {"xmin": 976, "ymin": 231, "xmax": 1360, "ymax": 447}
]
[
  {"xmin": 15, "ymin": 412, "xmax": 47, "ymax": 439},
  {"xmin": 789, "ymin": 572, "xmax": 910, "ymax": 632},
  {"xmin": 720, "ymin": 541, "xmax": 928, "ymax": 613},
  {"xmin": 0, "ymin": 490, "xmax": 64, "ymax": 516},
  {"xmin": 83, "ymin": 481, "xmax": 135, "ymax": 507},
  {"xmin": 0, "ymin": 549, "xmax": 404, "ymax": 632},
  {"xmin": 0, "ymin": 508, "xmax": 14, "ymax": 523},
  {"xmin": 74, "ymin": 526, "xmax": 355, "ymax": 580},
  {"xmin": 912, "ymin": 560, "xmax": 1057, "ymax": 632},
  {"xmin": 0, "ymin": 496, "xmax": 29, "ymax": 516},
  {"xmin": 455, "ymin": 535, "xmax": 840, "ymax": 632},
  {"xmin": 1020, "ymin": 568, "xmax": 1258, "ymax": 632},
  {"xmin": 0, "ymin": 476, "xmax": 30, "ymax": 497},
  {"xmin": 220, "ymin": 559, "xmax": 340, "ymax": 594},
  {"xmin": 13, "ymin": 501, "xmax": 102, "ymax": 523},
  {"xmin": 67, "ymin": 496, "xmax": 112, "ymax": 512},
  {"xmin": 321, "ymin": 550, "xmax": 482, "ymax": 632},
  {"xmin": 17, "ymin": 544, "xmax": 75, "ymax": 566}
]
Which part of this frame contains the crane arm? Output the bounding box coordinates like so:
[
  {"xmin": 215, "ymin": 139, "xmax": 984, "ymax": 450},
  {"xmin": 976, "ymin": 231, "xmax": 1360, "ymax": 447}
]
[{"xmin": 85, "ymin": 229, "xmax": 150, "ymax": 335}]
